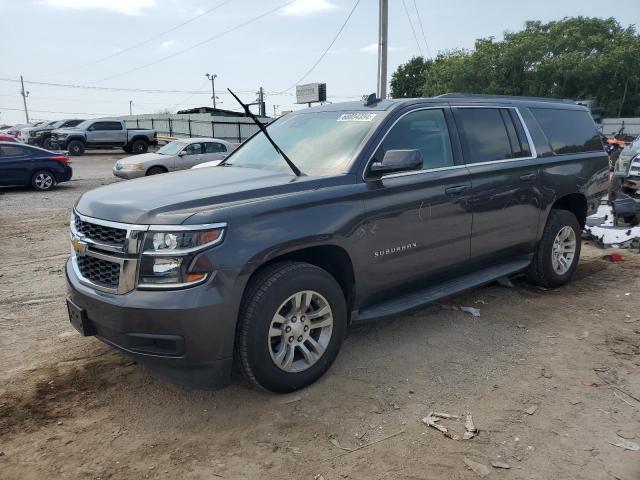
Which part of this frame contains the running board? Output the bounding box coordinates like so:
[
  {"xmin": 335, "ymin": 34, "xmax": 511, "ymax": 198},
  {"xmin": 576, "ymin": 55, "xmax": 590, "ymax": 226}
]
[{"xmin": 352, "ymin": 256, "xmax": 532, "ymax": 323}]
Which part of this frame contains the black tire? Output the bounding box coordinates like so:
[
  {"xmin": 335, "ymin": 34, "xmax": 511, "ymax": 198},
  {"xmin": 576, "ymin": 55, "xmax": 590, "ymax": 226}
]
[
  {"xmin": 123, "ymin": 145, "xmax": 133, "ymax": 153},
  {"xmin": 131, "ymin": 139, "xmax": 148, "ymax": 154},
  {"xmin": 67, "ymin": 140, "xmax": 85, "ymax": 156},
  {"xmin": 146, "ymin": 166, "xmax": 167, "ymax": 176},
  {"xmin": 528, "ymin": 209, "xmax": 581, "ymax": 288},
  {"xmin": 42, "ymin": 136, "xmax": 54, "ymax": 150},
  {"xmin": 237, "ymin": 262, "xmax": 347, "ymax": 393},
  {"xmin": 31, "ymin": 170, "xmax": 56, "ymax": 191}
]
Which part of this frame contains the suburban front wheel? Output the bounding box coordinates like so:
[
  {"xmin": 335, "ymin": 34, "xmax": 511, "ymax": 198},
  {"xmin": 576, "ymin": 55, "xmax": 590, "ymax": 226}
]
[
  {"xmin": 528, "ymin": 209, "xmax": 581, "ymax": 288},
  {"xmin": 237, "ymin": 262, "xmax": 347, "ymax": 393}
]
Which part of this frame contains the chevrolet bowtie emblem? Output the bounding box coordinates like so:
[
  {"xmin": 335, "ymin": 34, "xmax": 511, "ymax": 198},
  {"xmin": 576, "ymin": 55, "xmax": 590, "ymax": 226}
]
[{"xmin": 71, "ymin": 237, "xmax": 87, "ymax": 256}]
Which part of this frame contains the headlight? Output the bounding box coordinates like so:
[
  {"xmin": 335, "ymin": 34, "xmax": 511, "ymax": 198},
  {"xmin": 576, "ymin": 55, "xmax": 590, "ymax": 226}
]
[
  {"xmin": 138, "ymin": 226, "xmax": 225, "ymax": 287},
  {"xmin": 35, "ymin": 131, "xmax": 44, "ymax": 136},
  {"xmin": 122, "ymin": 163, "xmax": 145, "ymax": 171},
  {"xmin": 615, "ymin": 156, "xmax": 632, "ymax": 176}
]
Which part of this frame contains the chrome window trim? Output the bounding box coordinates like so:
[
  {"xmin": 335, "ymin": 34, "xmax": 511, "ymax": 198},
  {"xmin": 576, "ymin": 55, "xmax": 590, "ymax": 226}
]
[{"xmin": 362, "ymin": 105, "xmax": 540, "ymax": 181}]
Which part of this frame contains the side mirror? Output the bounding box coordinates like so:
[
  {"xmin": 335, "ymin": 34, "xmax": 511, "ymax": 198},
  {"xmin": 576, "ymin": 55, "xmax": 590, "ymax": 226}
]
[
  {"xmin": 178, "ymin": 150, "xmax": 186, "ymax": 156},
  {"xmin": 368, "ymin": 149, "xmax": 423, "ymax": 178}
]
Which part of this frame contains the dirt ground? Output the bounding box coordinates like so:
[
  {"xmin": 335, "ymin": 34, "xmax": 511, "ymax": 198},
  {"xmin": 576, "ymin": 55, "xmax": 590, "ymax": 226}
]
[{"xmin": 1, "ymin": 151, "xmax": 639, "ymax": 480}]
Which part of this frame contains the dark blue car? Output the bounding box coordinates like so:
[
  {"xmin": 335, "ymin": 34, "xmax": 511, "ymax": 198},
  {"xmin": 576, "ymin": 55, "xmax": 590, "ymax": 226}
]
[{"xmin": 0, "ymin": 141, "xmax": 72, "ymax": 191}]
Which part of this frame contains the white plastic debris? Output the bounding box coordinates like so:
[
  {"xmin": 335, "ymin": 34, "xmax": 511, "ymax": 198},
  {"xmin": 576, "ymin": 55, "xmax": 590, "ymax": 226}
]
[
  {"xmin": 463, "ymin": 458, "xmax": 490, "ymax": 478},
  {"xmin": 460, "ymin": 306, "xmax": 481, "ymax": 317},
  {"xmin": 610, "ymin": 439, "xmax": 640, "ymax": 451}
]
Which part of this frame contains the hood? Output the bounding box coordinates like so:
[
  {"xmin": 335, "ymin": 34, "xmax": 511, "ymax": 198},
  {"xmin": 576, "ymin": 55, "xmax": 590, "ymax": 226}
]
[
  {"xmin": 75, "ymin": 166, "xmax": 317, "ymax": 224},
  {"xmin": 118, "ymin": 152, "xmax": 166, "ymax": 164},
  {"xmin": 52, "ymin": 127, "xmax": 82, "ymax": 135}
]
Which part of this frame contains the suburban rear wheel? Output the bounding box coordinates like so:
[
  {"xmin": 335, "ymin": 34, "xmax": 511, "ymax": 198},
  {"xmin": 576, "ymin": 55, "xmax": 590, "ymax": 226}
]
[
  {"xmin": 131, "ymin": 139, "xmax": 148, "ymax": 154},
  {"xmin": 67, "ymin": 140, "xmax": 85, "ymax": 156},
  {"xmin": 146, "ymin": 166, "xmax": 167, "ymax": 176},
  {"xmin": 237, "ymin": 262, "xmax": 347, "ymax": 393},
  {"xmin": 528, "ymin": 209, "xmax": 581, "ymax": 288},
  {"xmin": 31, "ymin": 170, "xmax": 56, "ymax": 191},
  {"xmin": 42, "ymin": 137, "xmax": 54, "ymax": 150}
]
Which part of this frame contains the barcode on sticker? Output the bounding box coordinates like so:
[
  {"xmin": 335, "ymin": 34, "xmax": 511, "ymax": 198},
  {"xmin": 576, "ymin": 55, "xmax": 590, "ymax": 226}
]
[{"xmin": 337, "ymin": 113, "xmax": 377, "ymax": 122}]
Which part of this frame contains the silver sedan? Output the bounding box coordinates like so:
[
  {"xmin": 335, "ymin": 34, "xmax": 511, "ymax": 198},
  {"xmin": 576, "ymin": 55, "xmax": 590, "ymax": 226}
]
[{"xmin": 113, "ymin": 137, "xmax": 235, "ymax": 179}]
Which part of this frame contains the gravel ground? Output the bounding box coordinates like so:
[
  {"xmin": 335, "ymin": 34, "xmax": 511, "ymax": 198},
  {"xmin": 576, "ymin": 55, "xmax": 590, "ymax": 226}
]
[{"xmin": 0, "ymin": 152, "xmax": 639, "ymax": 480}]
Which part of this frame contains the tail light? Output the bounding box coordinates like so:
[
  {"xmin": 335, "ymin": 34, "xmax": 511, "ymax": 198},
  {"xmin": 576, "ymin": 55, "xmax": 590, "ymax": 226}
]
[{"xmin": 50, "ymin": 155, "xmax": 70, "ymax": 164}]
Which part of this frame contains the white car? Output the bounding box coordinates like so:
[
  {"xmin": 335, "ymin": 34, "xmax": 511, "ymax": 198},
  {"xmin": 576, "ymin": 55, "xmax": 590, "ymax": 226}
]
[{"xmin": 113, "ymin": 137, "xmax": 235, "ymax": 179}]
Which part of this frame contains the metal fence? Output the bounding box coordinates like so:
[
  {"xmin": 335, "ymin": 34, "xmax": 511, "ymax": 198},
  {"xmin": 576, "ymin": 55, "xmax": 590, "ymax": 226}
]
[{"xmin": 123, "ymin": 116, "xmax": 270, "ymax": 143}]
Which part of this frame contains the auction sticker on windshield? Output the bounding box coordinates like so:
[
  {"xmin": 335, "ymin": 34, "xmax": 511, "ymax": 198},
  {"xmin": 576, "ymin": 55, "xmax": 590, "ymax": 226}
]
[{"xmin": 337, "ymin": 113, "xmax": 377, "ymax": 122}]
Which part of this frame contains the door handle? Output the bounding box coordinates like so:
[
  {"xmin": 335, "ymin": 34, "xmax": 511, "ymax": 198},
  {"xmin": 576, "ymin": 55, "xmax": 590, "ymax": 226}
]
[
  {"xmin": 445, "ymin": 185, "xmax": 468, "ymax": 196},
  {"xmin": 519, "ymin": 173, "xmax": 537, "ymax": 181}
]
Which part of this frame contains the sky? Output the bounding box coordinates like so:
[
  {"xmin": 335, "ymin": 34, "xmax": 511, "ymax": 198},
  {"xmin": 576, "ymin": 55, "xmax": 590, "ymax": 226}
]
[{"xmin": 0, "ymin": 0, "xmax": 638, "ymax": 125}]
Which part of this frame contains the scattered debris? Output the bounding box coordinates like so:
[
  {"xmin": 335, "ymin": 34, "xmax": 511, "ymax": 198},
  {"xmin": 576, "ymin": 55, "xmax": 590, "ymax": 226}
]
[
  {"xmin": 460, "ymin": 306, "xmax": 481, "ymax": 317},
  {"xmin": 314, "ymin": 475, "xmax": 325, "ymax": 480},
  {"xmin": 593, "ymin": 367, "xmax": 609, "ymax": 372},
  {"xmin": 475, "ymin": 299, "xmax": 488, "ymax": 305},
  {"xmin": 577, "ymin": 331, "xmax": 590, "ymax": 340},
  {"xmin": 497, "ymin": 276, "xmax": 514, "ymax": 288},
  {"xmin": 602, "ymin": 253, "xmax": 623, "ymax": 262},
  {"xmin": 463, "ymin": 458, "xmax": 490, "ymax": 478},
  {"xmin": 321, "ymin": 430, "xmax": 404, "ymax": 461},
  {"xmin": 328, "ymin": 435, "xmax": 351, "ymax": 452},
  {"xmin": 616, "ymin": 430, "xmax": 637, "ymax": 440},
  {"xmin": 610, "ymin": 439, "xmax": 640, "ymax": 451},
  {"xmin": 423, "ymin": 412, "xmax": 477, "ymax": 441},
  {"xmin": 283, "ymin": 395, "xmax": 302, "ymax": 405},
  {"xmin": 524, "ymin": 405, "xmax": 538, "ymax": 415},
  {"xmin": 491, "ymin": 461, "xmax": 511, "ymax": 469},
  {"xmin": 541, "ymin": 367, "xmax": 553, "ymax": 379},
  {"xmin": 354, "ymin": 431, "xmax": 367, "ymax": 440}
]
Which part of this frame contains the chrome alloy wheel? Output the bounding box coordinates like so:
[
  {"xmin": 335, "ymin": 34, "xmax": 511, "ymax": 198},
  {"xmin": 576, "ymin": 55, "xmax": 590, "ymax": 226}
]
[
  {"xmin": 34, "ymin": 172, "xmax": 54, "ymax": 190},
  {"xmin": 551, "ymin": 225, "xmax": 576, "ymax": 275},
  {"xmin": 268, "ymin": 290, "xmax": 333, "ymax": 373}
]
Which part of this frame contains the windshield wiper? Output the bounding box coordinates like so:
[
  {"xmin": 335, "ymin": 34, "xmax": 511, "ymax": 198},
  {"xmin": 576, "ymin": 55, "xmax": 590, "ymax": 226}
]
[{"xmin": 227, "ymin": 88, "xmax": 303, "ymax": 177}]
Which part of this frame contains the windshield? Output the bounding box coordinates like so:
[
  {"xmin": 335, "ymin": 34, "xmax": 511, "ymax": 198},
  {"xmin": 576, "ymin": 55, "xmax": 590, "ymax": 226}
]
[
  {"xmin": 225, "ymin": 111, "xmax": 381, "ymax": 176},
  {"xmin": 71, "ymin": 120, "xmax": 93, "ymax": 129},
  {"xmin": 157, "ymin": 140, "xmax": 187, "ymax": 155},
  {"xmin": 50, "ymin": 121, "xmax": 64, "ymax": 128}
]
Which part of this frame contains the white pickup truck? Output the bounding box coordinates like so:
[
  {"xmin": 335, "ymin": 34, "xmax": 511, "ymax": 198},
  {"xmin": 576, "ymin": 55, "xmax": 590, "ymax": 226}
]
[{"xmin": 50, "ymin": 118, "xmax": 157, "ymax": 156}]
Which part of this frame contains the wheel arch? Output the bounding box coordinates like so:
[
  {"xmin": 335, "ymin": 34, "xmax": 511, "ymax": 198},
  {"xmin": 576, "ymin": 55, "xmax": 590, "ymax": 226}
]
[
  {"xmin": 244, "ymin": 244, "xmax": 356, "ymax": 318},
  {"xmin": 551, "ymin": 193, "xmax": 588, "ymax": 229},
  {"xmin": 145, "ymin": 165, "xmax": 168, "ymax": 175}
]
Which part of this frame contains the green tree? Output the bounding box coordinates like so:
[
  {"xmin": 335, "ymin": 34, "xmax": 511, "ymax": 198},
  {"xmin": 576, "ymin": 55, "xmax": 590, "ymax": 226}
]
[{"xmin": 391, "ymin": 17, "xmax": 640, "ymax": 117}]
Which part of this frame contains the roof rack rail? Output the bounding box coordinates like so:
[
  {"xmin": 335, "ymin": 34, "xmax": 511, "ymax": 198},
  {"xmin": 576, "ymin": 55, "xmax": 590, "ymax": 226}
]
[{"xmin": 435, "ymin": 93, "xmax": 575, "ymax": 104}]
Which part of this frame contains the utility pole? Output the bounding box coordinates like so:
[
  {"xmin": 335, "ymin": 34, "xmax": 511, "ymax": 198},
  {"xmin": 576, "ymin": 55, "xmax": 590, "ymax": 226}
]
[
  {"xmin": 273, "ymin": 104, "xmax": 279, "ymax": 118},
  {"xmin": 206, "ymin": 73, "xmax": 217, "ymax": 109},
  {"xmin": 257, "ymin": 87, "xmax": 265, "ymax": 117},
  {"xmin": 129, "ymin": 100, "xmax": 133, "ymax": 115},
  {"xmin": 20, "ymin": 75, "xmax": 30, "ymax": 123},
  {"xmin": 377, "ymin": 0, "xmax": 388, "ymax": 99}
]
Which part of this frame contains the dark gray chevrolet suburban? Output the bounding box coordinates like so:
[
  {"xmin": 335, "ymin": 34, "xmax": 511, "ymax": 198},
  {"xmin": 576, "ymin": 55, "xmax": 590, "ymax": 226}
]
[{"xmin": 66, "ymin": 94, "xmax": 608, "ymax": 392}]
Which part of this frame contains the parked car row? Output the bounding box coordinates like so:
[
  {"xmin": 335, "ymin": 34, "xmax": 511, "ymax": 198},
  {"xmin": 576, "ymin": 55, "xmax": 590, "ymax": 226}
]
[
  {"xmin": 113, "ymin": 137, "xmax": 235, "ymax": 178},
  {"xmin": 0, "ymin": 141, "xmax": 72, "ymax": 191}
]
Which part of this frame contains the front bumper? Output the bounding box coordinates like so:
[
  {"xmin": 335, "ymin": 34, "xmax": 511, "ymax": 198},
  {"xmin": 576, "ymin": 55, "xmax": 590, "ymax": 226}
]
[
  {"xmin": 113, "ymin": 166, "xmax": 145, "ymax": 179},
  {"xmin": 65, "ymin": 258, "xmax": 242, "ymax": 389}
]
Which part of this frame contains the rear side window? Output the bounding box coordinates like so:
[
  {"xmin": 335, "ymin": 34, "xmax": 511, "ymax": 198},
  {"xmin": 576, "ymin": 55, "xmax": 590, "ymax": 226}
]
[
  {"xmin": 377, "ymin": 108, "xmax": 454, "ymax": 170},
  {"xmin": 205, "ymin": 142, "xmax": 227, "ymax": 153},
  {"xmin": 63, "ymin": 120, "xmax": 83, "ymax": 127},
  {"xmin": 531, "ymin": 108, "xmax": 602, "ymax": 154},
  {"xmin": 456, "ymin": 108, "xmax": 531, "ymax": 164},
  {"xmin": 0, "ymin": 145, "xmax": 29, "ymax": 157},
  {"xmin": 91, "ymin": 121, "xmax": 123, "ymax": 131}
]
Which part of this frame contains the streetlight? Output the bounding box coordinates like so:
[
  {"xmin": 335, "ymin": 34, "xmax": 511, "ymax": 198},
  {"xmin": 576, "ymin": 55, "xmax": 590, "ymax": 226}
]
[
  {"xmin": 205, "ymin": 73, "xmax": 217, "ymax": 109},
  {"xmin": 129, "ymin": 100, "xmax": 133, "ymax": 115}
]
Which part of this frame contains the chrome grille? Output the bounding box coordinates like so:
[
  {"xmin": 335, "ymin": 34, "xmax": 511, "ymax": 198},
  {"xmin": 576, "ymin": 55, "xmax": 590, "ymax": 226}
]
[
  {"xmin": 75, "ymin": 216, "xmax": 126, "ymax": 245},
  {"xmin": 77, "ymin": 256, "xmax": 120, "ymax": 288}
]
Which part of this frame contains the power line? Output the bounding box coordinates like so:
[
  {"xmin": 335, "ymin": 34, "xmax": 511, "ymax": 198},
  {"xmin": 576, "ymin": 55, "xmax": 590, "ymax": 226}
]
[
  {"xmin": 279, "ymin": 0, "xmax": 361, "ymax": 93},
  {"xmin": 51, "ymin": 0, "xmax": 234, "ymax": 76},
  {"xmin": 92, "ymin": 0, "xmax": 298, "ymax": 84},
  {"xmin": 412, "ymin": 0, "xmax": 432, "ymax": 58},
  {"xmin": 0, "ymin": 77, "xmax": 254, "ymax": 95},
  {"xmin": 0, "ymin": 106, "xmax": 123, "ymax": 116},
  {"xmin": 401, "ymin": 0, "xmax": 423, "ymax": 57}
]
